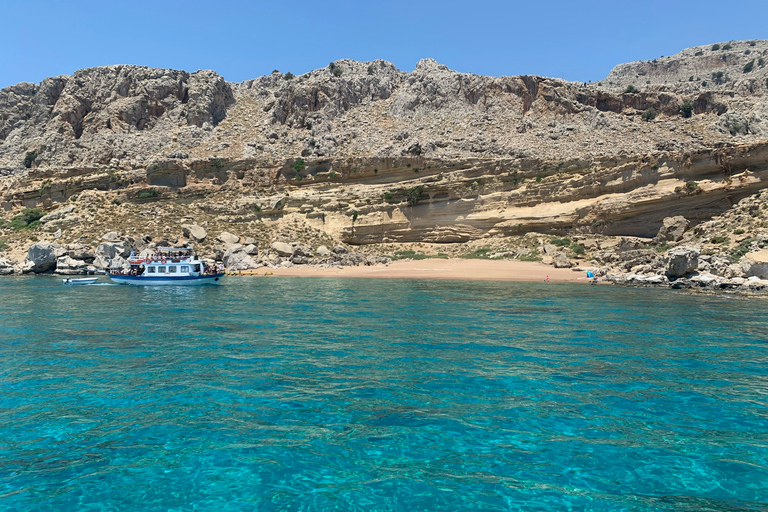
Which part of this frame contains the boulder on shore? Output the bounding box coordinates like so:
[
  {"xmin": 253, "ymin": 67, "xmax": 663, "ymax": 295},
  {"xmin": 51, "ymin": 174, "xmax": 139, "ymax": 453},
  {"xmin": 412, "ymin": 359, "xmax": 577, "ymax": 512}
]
[
  {"xmin": 0, "ymin": 257, "xmax": 17, "ymax": 275},
  {"xmin": 553, "ymin": 252, "xmax": 572, "ymax": 268},
  {"xmin": 740, "ymin": 249, "xmax": 768, "ymax": 279},
  {"xmin": 271, "ymin": 241, "xmax": 294, "ymax": 257},
  {"xmin": 93, "ymin": 241, "xmax": 131, "ymax": 268},
  {"xmin": 666, "ymin": 245, "xmax": 700, "ymax": 277},
  {"xmin": 22, "ymin": 242, "xmax": 67, "ymax": 273},
  {"xmin": 55, "ymin": 256, "xmax": 88, "ymax": 275},
  {"xmin": 223, "ymin": 244, "xmax": 258, "ymax": 271}
]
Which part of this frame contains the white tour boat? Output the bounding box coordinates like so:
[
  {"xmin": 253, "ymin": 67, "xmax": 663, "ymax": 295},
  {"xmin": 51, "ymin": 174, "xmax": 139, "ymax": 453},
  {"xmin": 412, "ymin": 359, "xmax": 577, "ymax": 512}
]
[{"xmin": 108, "ymin": 248, "xmax": 224, "ymax": 285}]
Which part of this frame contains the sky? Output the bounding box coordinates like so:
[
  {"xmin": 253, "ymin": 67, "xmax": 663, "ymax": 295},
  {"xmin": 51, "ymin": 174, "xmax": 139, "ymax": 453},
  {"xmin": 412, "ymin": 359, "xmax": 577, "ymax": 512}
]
[{"xmin": 2, "ymin": 0, "xmax": 766, "ymax": 89}]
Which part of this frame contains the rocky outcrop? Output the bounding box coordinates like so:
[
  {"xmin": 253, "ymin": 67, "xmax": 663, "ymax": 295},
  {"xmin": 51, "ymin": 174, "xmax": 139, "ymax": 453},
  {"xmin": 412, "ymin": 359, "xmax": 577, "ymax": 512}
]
[{"xmin": 0, "ymin": 66, "xmax": 234, "ymax": 173}]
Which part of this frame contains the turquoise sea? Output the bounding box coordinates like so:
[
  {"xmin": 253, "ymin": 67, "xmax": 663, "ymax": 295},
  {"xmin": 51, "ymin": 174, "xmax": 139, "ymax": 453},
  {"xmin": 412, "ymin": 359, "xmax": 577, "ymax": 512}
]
[{"xmin": 1, "ymin": 276, "xmax": 767, "ymax": 511}]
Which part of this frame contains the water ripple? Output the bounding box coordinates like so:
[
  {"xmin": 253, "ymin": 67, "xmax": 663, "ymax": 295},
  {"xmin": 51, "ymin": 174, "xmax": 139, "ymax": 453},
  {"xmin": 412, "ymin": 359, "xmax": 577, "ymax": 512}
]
[{"xmin": 0, "ymin": 276, "xmax": 767, "ymax": 510}]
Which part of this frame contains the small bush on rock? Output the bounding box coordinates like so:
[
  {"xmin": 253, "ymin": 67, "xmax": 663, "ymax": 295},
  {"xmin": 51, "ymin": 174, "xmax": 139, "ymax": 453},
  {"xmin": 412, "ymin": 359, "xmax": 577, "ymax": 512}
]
[
  {"xmin": 642, "ymin": 108, "xmax": 658, "ymax": 121},
  {"xmin": 680, "ymin": 101, "xmax": 693, "ymax": 118},
  {"xmin": 23, "ymin": 151, "xmax": 38, "ymax": 168}
]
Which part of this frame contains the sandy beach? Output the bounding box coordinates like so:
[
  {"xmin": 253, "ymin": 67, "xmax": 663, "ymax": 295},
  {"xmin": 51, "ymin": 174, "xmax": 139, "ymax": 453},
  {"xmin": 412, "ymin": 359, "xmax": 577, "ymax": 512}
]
[{"xmin": 231, "ymin": 259, "xmax": 592, "ymax": 283}]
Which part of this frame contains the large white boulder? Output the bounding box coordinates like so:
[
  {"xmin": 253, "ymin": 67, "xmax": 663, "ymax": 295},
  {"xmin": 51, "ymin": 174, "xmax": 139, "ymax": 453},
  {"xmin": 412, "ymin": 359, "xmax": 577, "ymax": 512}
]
[
  {"xmin": 217, "ymin": 231, "xmax": 240, "ymax": 245},
  {"xmin": 666, "ymin": 245, "xmax": 700, "ymax": 277},
  {"xmin": 55, "ymin": 256, "xmax": 87, "ymax": 275},
  {"xmin": 182, "ymin": 224, "xmax": 207, "ymax": 242},
  {"xmin": 93, "ymin": 241, "xmax": 131, "ymax": 268},
  {"xmin": 0, "ymin": 257, "xmax": 17, "ymax": 275},
  {"xmin": 22, "ymin": 242, "xmax": 67, "ymax": 273},
  {"xmin": 271, "ymin": 241, "xmax": 294, "ymax": 257},
  {"xmin": 223, "ymin": 244, "xmax": 258, "ymax": 271}
]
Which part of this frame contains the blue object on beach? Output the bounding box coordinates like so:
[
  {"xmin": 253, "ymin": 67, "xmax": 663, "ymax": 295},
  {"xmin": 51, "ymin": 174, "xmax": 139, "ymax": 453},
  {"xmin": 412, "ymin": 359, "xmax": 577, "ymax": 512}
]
[{"xmin": 587, "ymin": 271, "xmax": 595, "ymax": 278}]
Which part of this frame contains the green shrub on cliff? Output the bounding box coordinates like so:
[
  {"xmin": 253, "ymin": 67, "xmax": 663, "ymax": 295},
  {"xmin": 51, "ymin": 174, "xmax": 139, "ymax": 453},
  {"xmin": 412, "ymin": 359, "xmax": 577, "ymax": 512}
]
[
  {"xmin": 138, "ymin": 188, "xmax": 158, "ymax": 199},
  {"xmin": 680, "ymin": 101, "xmax": 693, "ymax": 118},
  {"xmin": 405, "ymin": 186, "xmax": 423, "ymax": 206},
  {"xmin": 730, "ymin": 237, "xmax": 757, "ymax": 261},
  {"xmin": 9, "ymin": 208, "xmax": 44, "ymax": 230},
  {"xmin": 642, "ymin": 108, "xmax": 658, "ymax": 122},
  {"xmin": 23, "ymin": 151, "xmax": 38, "ymax": 168},
  {"xmin": 624, "ymin": 85, "xmax": 639, "ymax": 94},
  {"xmin": 570, "ymin": 242, "xmax": 586, "ymax": 256},
  {"xmin": 293, "ymin": 158, "xmax": 306, "ymax": 173}
]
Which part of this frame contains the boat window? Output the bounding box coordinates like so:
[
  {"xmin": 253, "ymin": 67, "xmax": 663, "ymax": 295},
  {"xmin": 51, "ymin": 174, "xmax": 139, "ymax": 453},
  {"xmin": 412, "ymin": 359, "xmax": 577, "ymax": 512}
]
[
  {"xmin": 158, "ymin": 266, "xmax": 167, "ymax": 273},
  {"xmin": 147, "ymin": 267, "xmax": 156, "ymax": 273},
  {"xmin": 180, "ymin": 266, "xmax": 189, "ymax": 272},
  {"xmin": 193, "ymin": 264, "xmax": 200, "ymax": 272},
  {"xmin": 168, "ymin": 266, "xmax": 177, "ymax": 273}
]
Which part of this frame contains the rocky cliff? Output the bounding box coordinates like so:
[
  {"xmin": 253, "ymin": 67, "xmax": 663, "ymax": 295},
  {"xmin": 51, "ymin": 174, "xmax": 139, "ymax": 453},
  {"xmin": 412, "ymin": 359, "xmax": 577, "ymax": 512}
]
[{"xmin": 1, "ymin": 40, "xmax": 768, "ymax": 288}]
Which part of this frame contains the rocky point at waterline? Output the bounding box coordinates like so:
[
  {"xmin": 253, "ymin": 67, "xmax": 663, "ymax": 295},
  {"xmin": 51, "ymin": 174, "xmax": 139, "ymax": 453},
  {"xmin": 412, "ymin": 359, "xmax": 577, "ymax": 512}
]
[{"xmin": 2, "ymin": 40, "xmax": 768, "ymax": 293}]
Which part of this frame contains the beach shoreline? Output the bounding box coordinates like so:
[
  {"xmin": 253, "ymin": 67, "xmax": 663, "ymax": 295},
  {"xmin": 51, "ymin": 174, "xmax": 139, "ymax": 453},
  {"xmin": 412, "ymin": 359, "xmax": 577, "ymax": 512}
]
[{"xmin": 229, "ymin": 259, "xmax": 593, "ymax": 283}]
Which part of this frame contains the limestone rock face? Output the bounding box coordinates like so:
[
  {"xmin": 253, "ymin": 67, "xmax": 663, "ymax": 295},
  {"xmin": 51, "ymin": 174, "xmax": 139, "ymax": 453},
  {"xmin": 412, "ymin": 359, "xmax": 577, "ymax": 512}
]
[
  {"xmin": 655, "ymin": 216, "xmax": 689, "ymax": 243},
  {"xmin": 223, "ymin": 244, "xmax": 258, "ymax": 270},
  {"xmin": 271, "ymin": 241, "xmax": 294, "ymax": 257},
  {"xmin": 182, "ymin": 224, "xmax": 207, "ymax": 242},
  {"xmin": 22, "ymin": 242, "xmax": 66, "ymax": 273},
  {"xmin": 666, "ymin": 246, "xmax": 700, "ymax": 277},
  {"xmin": 316, "ymin": 245, "xmax": 331, "ymax": 257},
  {"xmin": 0, "ymin": 66, "xmax": 234, "ymax": 173}
]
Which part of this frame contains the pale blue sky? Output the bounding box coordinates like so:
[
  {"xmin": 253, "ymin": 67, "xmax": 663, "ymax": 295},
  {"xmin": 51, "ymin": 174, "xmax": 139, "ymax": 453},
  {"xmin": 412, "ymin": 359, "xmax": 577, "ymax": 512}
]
[{"xmin": 2, "ymin": 0, "xmax": 766, "ymax": 88}]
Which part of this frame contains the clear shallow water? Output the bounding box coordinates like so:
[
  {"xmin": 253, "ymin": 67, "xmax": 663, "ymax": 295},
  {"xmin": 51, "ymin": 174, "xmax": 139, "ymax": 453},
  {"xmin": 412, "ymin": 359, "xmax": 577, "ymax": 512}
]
[{"xmin": 1, "ymin": 276, "xmax": 767, "ymax": 511}]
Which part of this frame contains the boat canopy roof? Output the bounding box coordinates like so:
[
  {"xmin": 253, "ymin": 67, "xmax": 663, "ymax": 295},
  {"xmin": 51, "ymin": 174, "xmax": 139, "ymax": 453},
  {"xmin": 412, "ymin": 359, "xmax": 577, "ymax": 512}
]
[{"xmin": 157, "ymin": 247, "xmax": 194, "ymax": 252}]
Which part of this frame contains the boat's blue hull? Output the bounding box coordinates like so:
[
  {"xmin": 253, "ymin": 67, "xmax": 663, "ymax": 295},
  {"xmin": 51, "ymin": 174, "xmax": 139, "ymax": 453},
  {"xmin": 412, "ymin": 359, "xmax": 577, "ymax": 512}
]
[{"xmin": 108, "ymin": 273, "xmax": 224, "ymax": 285}]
